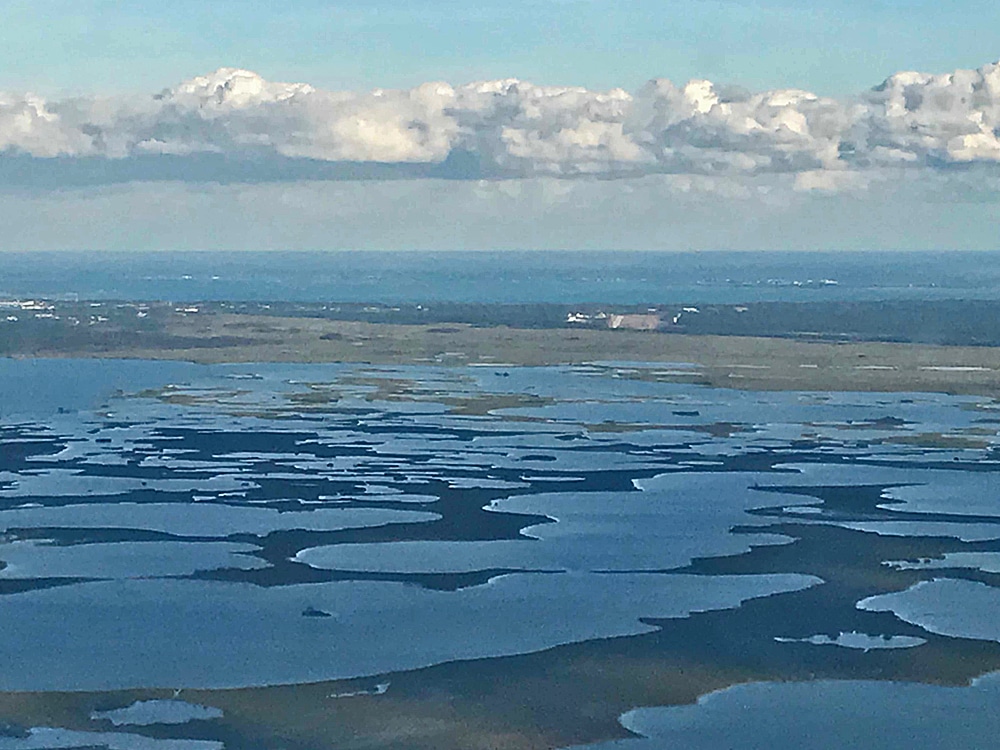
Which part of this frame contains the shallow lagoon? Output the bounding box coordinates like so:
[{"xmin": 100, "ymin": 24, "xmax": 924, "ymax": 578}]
[{"xmin": 3, "ymin": 359, "xmax": 1000, "ymax": 740}]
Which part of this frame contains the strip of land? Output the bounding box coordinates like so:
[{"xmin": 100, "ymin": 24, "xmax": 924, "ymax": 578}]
[{"xmin": 8, "ymin": 310, "xmax": 1000, "ymax": 397}]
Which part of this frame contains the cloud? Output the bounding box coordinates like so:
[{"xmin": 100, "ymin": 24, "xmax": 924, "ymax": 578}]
[
  {"xmin": 3, "ymin": 170, "xmax": 1000, "ymax": 253},
  {"xmin": 793, "ymin": 169, "xmax": 870, "ymax": 193},
  {"xmin": 0, "ymin": 93, "xmax": 95, "ymax": 157},
  {"xmin": 854, "ymin": 63, "xmax": 1000, "ymax": 166},
  {"xmin": 4, "ymin": 60, "xmax": 1000, "ymax": 191}
]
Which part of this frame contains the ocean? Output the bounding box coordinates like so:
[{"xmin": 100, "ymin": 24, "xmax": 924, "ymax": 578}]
[{"xmin": 3, "ymin": 250, "xmax": 1000, "ymax": 304}]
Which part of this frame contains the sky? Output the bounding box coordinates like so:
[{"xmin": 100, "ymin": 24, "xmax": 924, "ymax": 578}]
[{"xmin": 2, "ymin": 0, "xmax": 1000, "ymax": 251}]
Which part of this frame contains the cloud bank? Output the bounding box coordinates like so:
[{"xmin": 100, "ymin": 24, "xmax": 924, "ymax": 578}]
[
  {"xmin": 5, "ymin": 62, "xmax": 1000, "ymax": 251},
  {"xmin": 4, "ymin": 61, "xmax": 1000, "ymax": 188}
]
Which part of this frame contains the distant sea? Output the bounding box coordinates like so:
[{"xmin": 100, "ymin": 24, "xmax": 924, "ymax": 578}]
[{"xmin": 3, "ymin": 250, "xmax": 1000, "ymax": 304}]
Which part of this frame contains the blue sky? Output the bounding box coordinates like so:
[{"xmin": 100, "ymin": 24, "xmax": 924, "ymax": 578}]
[{"xmin": 5, "ymin": 0, "xmax": 1000, "ymax": 96}]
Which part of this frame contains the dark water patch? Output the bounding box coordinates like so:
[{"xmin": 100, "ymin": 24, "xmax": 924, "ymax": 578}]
[
  {"xmin": 235, "ymin": 497, "xmax": 555, "ymax": 563},
  {"xmin": 1, "ymin": 527, "xmax": 222, "ymax": 546},
  {"xmin": 149, "ymin": 428, "xmax": 365, "ymax": 461},
  {"xmin": 0, "ymin": 438, "xmax": 70, "ymax": 473},
  {"xmin": 0, "ymin": 491, "xmax": 217, "ymax": 511},
  {"xmin": 301, "ymin": 606, "xmax": 331, "ymax": 618},
  {"xmin": 195, "ymin": 562, "xmax": 551, "ymax": 591},
  {"xmin": 750, "ymin": 483, "xmax": 908, "ymax": 515},
  {"xmin": 0, "ymin": 578, "xmax": 97, "ymax": 596},
  {"xmin": 748, "ymin": 485, "xmax": 1000, "ymax": 528}
]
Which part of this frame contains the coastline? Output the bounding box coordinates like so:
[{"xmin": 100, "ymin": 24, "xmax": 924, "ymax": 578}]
[{"xmin": 10, "ymin": 312, "xmax": 1000, "ymax": 397}]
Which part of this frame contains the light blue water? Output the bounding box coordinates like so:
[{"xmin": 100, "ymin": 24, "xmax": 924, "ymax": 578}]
[
  {"xmin": 3, "ymin": 251, "xmax": 1000, "ymax": 304},
  {"xmin": 2, "ymin": 360, "xmax": 999, "ymax": 691},
  {"xmin": 568, "ymin": 674, "xmax": 1000, "ymax": 750},
  {"xmin": 0, "ymin": 358, "xmax": 201, "ymax": 419}
]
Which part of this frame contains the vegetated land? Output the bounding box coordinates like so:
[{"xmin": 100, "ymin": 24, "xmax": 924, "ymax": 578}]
[{"xmin": 6, "ymin": 299, "xmax": 1000, "ymax": 395}]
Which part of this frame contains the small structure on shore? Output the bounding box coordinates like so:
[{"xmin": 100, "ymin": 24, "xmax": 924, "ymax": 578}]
[{"xmin": 608, "ymin": 313, "xmax": 661, "ymax": 331}]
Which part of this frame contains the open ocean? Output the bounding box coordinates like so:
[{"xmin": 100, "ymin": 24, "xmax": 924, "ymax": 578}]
[{"xmin": 4, "ymin": 250, "xmax": 1000, "ymax": 304}]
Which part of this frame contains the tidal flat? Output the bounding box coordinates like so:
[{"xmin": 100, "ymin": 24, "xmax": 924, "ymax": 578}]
[{"xmin": 4, "ymin": 359, "xmax": 1000, "ymax": 748}]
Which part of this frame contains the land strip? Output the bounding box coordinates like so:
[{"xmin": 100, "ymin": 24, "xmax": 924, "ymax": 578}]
[{"xmin": 7, "ymin": 309, "xmax": 1000, "ymax": 397}]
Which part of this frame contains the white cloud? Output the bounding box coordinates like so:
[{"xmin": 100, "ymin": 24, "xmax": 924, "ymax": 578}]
[
  {"xmin": 0, "ymin": 93, "xmax": 95, "ymax": 157},
  {"xmin": 793, "ymin": 169, "xmax": 869, "ymax": 193},
  {"xmin": 4, "ymin": 60, "xmax": 1000, "ymax": 192},
  {"xmin": 854, "ymin": 62, "xmax": 1000, "ymax": 166}
]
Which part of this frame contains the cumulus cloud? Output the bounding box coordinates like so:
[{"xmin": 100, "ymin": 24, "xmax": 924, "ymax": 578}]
[
  {"xmin": 5, "ymin": 60, "xmax": 1000, "ymax": 189},
  {"xmin": 854, "ymin": 63, "xmax": 1000, "ymax": 166},
  {"xmin": 0, "ymin": 93, "xmax": 95, "ymax": 157}
]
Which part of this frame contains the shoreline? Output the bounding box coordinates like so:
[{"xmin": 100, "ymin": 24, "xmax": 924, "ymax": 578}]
[{"xmin": 8, "ymin": 312, "xmax": 1000, "ymax": 397}]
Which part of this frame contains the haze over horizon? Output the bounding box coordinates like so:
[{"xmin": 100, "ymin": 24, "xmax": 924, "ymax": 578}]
[{"xmin": 2, "ymin": 1, "xmax": 1000, "ymax": 252}]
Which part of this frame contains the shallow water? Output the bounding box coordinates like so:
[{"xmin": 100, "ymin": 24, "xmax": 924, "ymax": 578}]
[
  {"xmin": 566, "ymin": 673, "xmax": 1000, "ymax": 750},
  {"xmin": 2, "ymin": 359, "xmax": 1000, "ymax": 702},
  {"xmin": 0, "ymin": 573, "xmax": 818, "ymax": 691}
]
